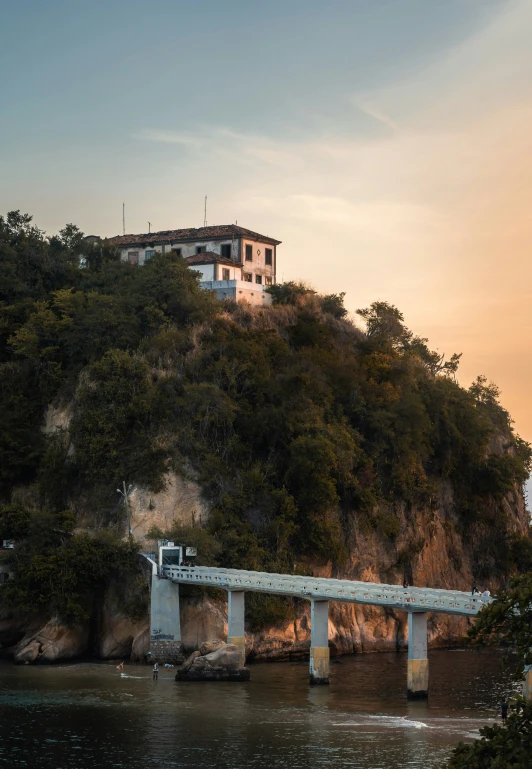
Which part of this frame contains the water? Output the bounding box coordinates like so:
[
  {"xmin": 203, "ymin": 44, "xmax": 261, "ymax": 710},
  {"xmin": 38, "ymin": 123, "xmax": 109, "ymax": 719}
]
[{"xmin": 0, "ymin": 649, "xmax": 513, "ymax": 769}]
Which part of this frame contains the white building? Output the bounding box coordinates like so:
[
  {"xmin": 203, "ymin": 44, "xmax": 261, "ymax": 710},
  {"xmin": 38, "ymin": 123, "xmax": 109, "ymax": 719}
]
[{"xmin": 106, "ymin": 224, "xmax": 281, "ymax": 306}]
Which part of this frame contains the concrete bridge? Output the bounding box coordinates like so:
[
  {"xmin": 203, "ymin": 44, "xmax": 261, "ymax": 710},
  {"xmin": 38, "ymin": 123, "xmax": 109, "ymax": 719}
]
[{"xmin": 144, "ymin": 557, "xmax": 493, "ymax": 698}]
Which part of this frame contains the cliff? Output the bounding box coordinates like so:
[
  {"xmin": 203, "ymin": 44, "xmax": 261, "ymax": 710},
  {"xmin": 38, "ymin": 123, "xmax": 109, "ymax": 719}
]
[
  {"xmin": 0, "ymin": 225, "xmax": 530, "ymax": 663},
  {"xmin": 2, "ymin": 471, "xmax": 527, "ymax": 664}
]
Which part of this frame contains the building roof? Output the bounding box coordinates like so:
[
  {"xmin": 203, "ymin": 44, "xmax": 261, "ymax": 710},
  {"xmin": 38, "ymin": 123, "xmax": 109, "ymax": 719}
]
[
  {"xmin": 106, "ymin": 224, "xmax": 281, "ymax": 248},
  {"xmin": 185, "ymin": 252, "xmax": 238, "ymax": 267}
]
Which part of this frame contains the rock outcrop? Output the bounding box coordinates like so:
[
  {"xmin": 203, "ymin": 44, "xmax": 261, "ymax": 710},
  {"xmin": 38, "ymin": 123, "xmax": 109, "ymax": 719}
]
[
  {"xmin": 130, "ymin": 625, "xmax": 150, "ymax": 662},
  {"xmin": 126, "ymin": 471, "xmax": 209, "ymax": 542},
  {"xmin": 180, "ymin": 594, "xmax": 227, "ymax": 653},
  {"xmin": 94, "ymin": 575, "xmax": 149, "ymax": 660},
  {"xmin": 176, "ymin": 641, "xmax": 250, "ymax": 681},
  {"xmin": 13, "ymin": 619, "xmax": 89, "ymax": 664}
]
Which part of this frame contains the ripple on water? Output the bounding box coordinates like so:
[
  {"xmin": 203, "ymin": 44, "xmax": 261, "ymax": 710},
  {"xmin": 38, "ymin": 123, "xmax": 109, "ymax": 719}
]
[{"xmin": 0, "ymin": 649, "xmax": 512, "ymax": 769}]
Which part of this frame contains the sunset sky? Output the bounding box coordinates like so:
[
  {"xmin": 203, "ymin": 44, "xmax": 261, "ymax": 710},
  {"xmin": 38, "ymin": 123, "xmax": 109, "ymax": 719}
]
[{"xmin": 2, "ymin": 0, "xmax": 531, "ymax": 498}]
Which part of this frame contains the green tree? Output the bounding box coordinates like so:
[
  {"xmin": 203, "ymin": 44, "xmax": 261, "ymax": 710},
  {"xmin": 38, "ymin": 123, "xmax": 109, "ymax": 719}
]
[
  {"xmin": 1, "ymin": 510, "xmax": 139, "ymax": 622},
  {"xmin": 444, "ymin": 575, "xmax": 532, "ymax": 768},
  {"xmin": 266, "ymin": 281, "xmax": 315, "ymax": 306},
  {"xmin": 468, "ymin": 573, "xmax": 532, "ymax": 675},
  {"xmin": 445, "ymin": 702, "xmax": 532, "ymax": 768},
  {"xmin": 70, "ymin": 349, "xmax": 169, "ymax": 490}
]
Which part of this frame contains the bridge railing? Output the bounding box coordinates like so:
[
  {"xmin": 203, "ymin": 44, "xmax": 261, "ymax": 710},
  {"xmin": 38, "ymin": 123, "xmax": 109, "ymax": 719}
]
[{"xmin": 162, "ymin": 565, "xmax": 489, "ymax": 616}]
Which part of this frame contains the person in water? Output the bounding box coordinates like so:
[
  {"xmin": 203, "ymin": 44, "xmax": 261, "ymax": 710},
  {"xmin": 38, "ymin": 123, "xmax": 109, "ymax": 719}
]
[
  {"xmin": 501, "ymin": 700, "xmax": 508, "ymax": 724},
  {"xmin": 116, "ymin": 661, "xmax": 124, "ymax": 671},
  {"xmin": 153, "ymin": 662, "xmax": 159, "ymax": 680}
]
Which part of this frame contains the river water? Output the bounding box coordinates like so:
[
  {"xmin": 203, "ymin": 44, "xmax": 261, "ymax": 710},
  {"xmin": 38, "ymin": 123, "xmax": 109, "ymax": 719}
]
[{"xmin": 0, "ymin": 649, "xmax": 513, "ymax": 769}]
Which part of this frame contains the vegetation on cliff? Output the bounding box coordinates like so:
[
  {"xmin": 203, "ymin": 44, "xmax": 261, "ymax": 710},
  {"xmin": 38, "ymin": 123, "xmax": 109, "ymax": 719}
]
[
  {"xmin": 0, "ymin": 211, "xmax": 531, "ymax": 624},
  {"xmin": 445, "ymin": 574, "xmax": 532, "ymax": 767},
  {"xmin": 0, "ymin": 504, "xmax": 139, "ymax": 622},
  {"xmin": 446, "ymin": 699, "xmax": 532, "ymax": 768}
]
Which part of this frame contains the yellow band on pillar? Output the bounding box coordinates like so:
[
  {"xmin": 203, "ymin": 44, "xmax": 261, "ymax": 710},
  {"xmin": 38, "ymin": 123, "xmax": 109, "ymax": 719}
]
[
  {"xmin": 408, "ymin": 659, "xmax": 429, "ymax": 695},
  {"xmin": 310, "ymin": 646, "xmax": 330, "ymax": 680},
  {"xmin": 228, "ymin": 636, "xmax": 246, "ymax": 662}
]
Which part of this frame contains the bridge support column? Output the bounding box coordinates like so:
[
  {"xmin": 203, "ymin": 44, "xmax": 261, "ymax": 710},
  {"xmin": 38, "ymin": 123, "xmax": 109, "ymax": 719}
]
[
  {"xmin": 227, "ymin": 590, "xmax": 246, "ymax": 662},
  {"xmin": 523, "ymin": 664, "xmax": 532, "ymax": 701},
  {"xmin": 150, "ymin": 571, "xmax": 182, "ymax": 663},
  {"xmin": 310, "ymin": 600, "xmax": 329, "ymax": 686},
  {"xmin": 407, "ymin": 612, "xmax": 428, "ymax": 699}
]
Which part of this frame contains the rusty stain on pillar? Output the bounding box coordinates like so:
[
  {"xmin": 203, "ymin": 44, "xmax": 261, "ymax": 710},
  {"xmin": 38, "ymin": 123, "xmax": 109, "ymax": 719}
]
[{"xmin": 310, "ymin": 599, "xmax": 329, "ymax": 685}]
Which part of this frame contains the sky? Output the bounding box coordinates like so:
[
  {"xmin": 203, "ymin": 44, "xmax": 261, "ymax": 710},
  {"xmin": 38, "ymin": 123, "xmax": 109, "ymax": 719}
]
[{"xmin": 1, "ymin": 0, "xmax": 531, "ymax": 499}]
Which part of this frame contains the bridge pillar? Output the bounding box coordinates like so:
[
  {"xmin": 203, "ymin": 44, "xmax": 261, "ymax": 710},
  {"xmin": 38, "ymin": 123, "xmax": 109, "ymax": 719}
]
[
  {"xmin": 150, "ymin": 572, "xmax": 182, "ymax": 663},
  {"xmin": 310, "ymin": 600, "xmax": 329, "ymax": 686},
  {"xmin": 407, "ymin": 612, "xmax": 428, "ymax": 699},
  {"xmin": 523, "ymin": 664, "xmax": 532, "ymax": 701},
  {"xmin": 227, "ymin": 590, "xmax": 246, "ymax": 662}
]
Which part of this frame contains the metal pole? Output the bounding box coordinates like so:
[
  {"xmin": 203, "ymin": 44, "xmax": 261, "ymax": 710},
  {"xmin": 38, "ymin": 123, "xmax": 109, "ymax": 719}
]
[{"xmin": 117, "ymin": 481, "xmax": 132, "ymax": 537}]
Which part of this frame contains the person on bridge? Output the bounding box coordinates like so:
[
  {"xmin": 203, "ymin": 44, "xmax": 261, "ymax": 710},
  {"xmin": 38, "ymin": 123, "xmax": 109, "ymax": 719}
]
[
  {"xmin": 153, "ymin": 662, "xmax": 159, "ymax": 680},
  {"xmin": 472, "ymin": 585, "xmax": 479, "ymax": 595},
  {"xmin": 481, "ymin": 589, "xmax": 491, "ymax": 601}
]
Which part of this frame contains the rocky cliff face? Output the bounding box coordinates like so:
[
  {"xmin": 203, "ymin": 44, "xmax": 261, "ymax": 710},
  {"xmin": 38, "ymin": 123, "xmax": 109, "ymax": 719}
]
[
  {"xmin": 2, "ymin": 472, "xmax": 526, "ymax": 665},
  {"xmin": 10, "ymin": 370, "xmax": 522, "ymax": 665}
]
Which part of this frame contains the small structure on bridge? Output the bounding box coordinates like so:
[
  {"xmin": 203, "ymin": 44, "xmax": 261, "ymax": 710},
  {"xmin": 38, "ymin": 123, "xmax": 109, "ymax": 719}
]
[{"xmin": 142, "ymin": 541, "xmax": 195, "ymax": 664}]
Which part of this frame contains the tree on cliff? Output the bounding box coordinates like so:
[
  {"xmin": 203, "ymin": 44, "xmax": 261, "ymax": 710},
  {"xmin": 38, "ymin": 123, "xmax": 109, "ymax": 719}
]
[{"xmin": 445, "ymin": 574, "xmax": 532, "ymax": 768}]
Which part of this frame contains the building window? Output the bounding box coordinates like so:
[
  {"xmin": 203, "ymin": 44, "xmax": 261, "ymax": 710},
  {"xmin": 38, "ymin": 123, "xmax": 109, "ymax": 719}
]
[
  {"xmin": 245, "ymin": 244, "xmax": 253, "ymax": 261},
  {"xmin": 265, "ymin": 248, "xmax": 272, "ymax": 265},
  {"xmin": 172, "ymin": 247, "xmax": 182, "ymax": 256},
  {"xmin": 244, "ymin": 272, "xmax": 252, "ymax": 282},
  {"xmin": 265, "ymin": 276, "xmax": 273, "ymax": 285},
  {"xmin": 196, "ymin": 245, "xmax": 206, "ymax": 254},
  {"xmin": 222, "ymin": 268, "xmax": 230, "ymax": 280},
  {"xmin": 145, "ymin": 249, "xmax": 156, "ymax": 261},
  {"xmin": 255, "ymin": 274, "xmax": 262, "ymax": 284},
  {"xmin": 128, "ymin": 251, "xmax": 139, "ymax": 265},
  {"xmin": 221, "ymin": 244, "xmax": 232, "ymax": 258}
]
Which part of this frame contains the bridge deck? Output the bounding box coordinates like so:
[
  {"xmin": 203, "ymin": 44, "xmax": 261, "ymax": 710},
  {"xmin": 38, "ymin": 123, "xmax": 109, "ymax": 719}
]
[{"xmin": 165, "ymin": 566, "xmax": 490, "ymax": 616}]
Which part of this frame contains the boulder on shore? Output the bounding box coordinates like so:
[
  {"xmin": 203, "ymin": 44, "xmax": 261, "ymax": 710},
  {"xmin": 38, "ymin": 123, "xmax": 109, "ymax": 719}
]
[
  {"xmin": 13, "ymin": 619, "xmax": 89, "ymax": 664},
  {"xmin": 14, "ymin": 640, "xmax": 41, "ymax": 664},
  {"xmin": 175, "ymin": 641, "xmax": 250, "ymax": 682},
  {"xmin": 199, "ymin": 639, "xmax": 226, "ymax": 656}
]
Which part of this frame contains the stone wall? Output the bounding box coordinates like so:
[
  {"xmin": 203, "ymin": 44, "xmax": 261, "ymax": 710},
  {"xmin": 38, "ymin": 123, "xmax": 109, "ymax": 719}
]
[{"xmin": 149, "ymin": 641, "xmax": 185, "ymax": 665}]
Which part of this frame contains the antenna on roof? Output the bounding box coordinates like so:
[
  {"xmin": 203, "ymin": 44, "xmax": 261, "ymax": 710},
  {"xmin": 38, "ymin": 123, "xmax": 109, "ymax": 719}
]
[
  {"xmin": 122, "ymin": 203, "xmax": 125, "ymax": 236},
  {"xmin": 204, "ymin": 196, "xmax": 207, "ymax": 227},
  {"xmin": 148, "ymin": 221, "xmax": 151, "ymax": 234}
]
